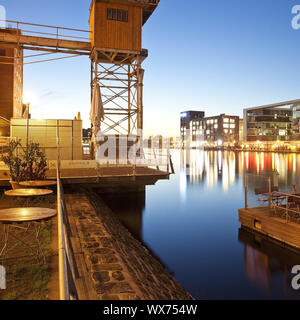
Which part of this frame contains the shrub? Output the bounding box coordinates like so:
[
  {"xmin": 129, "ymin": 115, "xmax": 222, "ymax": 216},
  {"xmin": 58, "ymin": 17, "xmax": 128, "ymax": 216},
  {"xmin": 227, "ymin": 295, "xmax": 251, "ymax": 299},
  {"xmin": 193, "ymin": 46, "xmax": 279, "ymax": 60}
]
[{"xmin": 1, "ymin": 140, "xmax": 48, "ymax": 182}]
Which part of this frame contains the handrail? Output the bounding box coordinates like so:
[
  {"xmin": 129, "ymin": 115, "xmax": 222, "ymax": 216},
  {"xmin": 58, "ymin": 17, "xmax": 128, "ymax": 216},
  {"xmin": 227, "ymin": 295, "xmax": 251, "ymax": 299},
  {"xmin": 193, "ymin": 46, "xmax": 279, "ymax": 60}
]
[
  {"xmin": 0, "ymin": 19, "xmax": 91, "ymax": 34},
  {"xmin": 259, "ymin": 191, "xmax": 300, "ymax": 224},
  {"xmin": 57, "ymin": 154, "xmax": 79, "ymax": 300},
  {"xmin": 0, "ymin": 19, "xmax": 91, "ymax": 45}
]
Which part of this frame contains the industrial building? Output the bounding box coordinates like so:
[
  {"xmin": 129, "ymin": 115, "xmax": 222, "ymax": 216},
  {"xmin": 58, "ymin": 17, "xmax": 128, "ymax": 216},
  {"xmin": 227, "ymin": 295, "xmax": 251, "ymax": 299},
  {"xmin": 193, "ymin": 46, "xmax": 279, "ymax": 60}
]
[{"xmin": 0, "ymin": 29, "xmax": 24, "ymax": 124}]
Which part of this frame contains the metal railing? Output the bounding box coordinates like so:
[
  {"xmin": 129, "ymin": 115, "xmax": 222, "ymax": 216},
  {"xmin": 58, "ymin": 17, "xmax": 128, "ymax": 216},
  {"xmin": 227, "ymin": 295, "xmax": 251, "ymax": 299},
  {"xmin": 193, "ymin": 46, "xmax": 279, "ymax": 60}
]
[
  {"xmin": 0, "ymin": 19, "xmax": 91, "ymax": 42},
  {"xmin": 267, "ymin": 192, "xmax": 300, "ymax": 224},
  {"xmin": 244, "ymin": 171, "xmax": 300, "ymax": 224},
  {"xmin": 57, "ymin": 157, "xmax": 79, "ymax": 300}
]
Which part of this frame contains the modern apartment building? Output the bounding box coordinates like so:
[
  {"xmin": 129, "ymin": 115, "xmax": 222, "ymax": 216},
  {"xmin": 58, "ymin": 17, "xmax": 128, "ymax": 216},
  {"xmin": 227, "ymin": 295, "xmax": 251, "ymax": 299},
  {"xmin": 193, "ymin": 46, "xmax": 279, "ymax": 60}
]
[
  {"xmin": 243, "ymin": 100, "xmax": 298, "ymax": 142},
  {"xmin": 180, "ymin": 110, "xmax": 205, "ymax": 141},
  {"xmin": 201, "ymin": 114, "xmax": 239, "ymax": 146},
  {"xmin": 181, "ymin": 111, "xmax": 239, "ymax": 147}
]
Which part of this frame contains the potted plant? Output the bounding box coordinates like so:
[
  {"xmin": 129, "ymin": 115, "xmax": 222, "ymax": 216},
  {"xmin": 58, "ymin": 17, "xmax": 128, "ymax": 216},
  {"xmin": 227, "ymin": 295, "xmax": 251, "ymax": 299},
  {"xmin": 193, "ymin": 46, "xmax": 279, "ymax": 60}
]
[{"xmin": 1, "ymin": 140, "xmax": 48, "ymax": 189}]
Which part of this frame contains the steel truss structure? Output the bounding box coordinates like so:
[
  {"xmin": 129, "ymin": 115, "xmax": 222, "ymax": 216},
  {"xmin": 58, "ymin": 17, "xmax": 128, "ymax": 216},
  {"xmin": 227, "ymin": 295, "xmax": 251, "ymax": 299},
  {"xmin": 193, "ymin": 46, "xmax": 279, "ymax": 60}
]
[{"xmin": 91, "ymin": 48, "xmax": 147, "ymax": 135}]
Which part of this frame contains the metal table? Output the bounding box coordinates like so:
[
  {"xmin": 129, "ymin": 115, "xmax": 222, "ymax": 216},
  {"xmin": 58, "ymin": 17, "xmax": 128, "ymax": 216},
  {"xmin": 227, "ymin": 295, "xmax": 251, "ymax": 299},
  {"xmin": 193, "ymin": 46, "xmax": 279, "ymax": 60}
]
[
  {"xmin": 4, "ymin": 189, "xmax": 53, "ymax": 206},
  {"xmin": 19, "ymin": 181, "xmax": 57, "ymax": 188},
  {"xmin": 0, "ymin": 207, "xmax": 57, "ymax": 262},
  {"xmin": 5, "ymin": 189, "xmax": 53, "ymax": 197}
]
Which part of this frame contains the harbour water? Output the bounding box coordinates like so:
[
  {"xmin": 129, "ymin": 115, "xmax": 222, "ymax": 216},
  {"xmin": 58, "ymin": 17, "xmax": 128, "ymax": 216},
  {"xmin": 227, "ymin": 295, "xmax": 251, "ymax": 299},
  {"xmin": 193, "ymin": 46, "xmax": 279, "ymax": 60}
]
[{"xmin": 101, "ymin": 150, "xmax": 300, "ymax": 300}]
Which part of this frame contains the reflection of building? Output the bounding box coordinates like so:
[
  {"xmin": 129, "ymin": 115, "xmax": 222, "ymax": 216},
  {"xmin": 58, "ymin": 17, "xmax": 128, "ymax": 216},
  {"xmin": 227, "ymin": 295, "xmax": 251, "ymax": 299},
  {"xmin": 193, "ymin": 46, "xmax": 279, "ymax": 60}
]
[
  {"xmin": 243, "ymin": 100, "xmax": 297, "ymax": 142},
  {"xmin": 239, "ymin": 227, "xmax": 300, "ymax": 296},
  {"xmin": 0, "ymin": 29, "xmax": 24, "ymax": 120}
]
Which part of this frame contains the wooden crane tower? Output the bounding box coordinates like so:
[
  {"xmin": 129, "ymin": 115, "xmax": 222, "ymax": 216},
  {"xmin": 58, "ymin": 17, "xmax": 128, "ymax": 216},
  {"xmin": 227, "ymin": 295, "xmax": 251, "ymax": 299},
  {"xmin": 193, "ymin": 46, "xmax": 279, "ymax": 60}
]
[
  {"xmin": 0, "ymin": 0, "xmax": 159, "ymax": 136},
  {"xmin": 89, "ymin": 0, "xmax": 159, "ymax": 135}
]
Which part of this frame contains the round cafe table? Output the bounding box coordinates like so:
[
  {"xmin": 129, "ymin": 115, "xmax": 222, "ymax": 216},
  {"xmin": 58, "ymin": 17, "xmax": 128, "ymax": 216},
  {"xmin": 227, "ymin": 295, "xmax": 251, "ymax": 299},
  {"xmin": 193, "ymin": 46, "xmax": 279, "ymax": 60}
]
[
  {"xmin": 0, "ymin": 207, "xmax": 57, "ymax": 262},
  {"xmin": 19, "ymin": 181, "xmax": 57, "ymax": 188},
  {"xmin": 4, "ymin": 189, "xmax": 53, "ymax": 197},
  {"xmin": 4, "ymin": 189, "xmax": 54, "ymax": 207}
]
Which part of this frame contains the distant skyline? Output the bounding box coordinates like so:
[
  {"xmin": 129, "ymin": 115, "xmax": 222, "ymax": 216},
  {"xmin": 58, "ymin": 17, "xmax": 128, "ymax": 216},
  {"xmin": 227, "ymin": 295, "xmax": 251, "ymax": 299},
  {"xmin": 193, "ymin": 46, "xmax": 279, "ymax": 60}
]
[{"xmin": 2, "ymin": 0, "xmax": 300, "ymax": 137}]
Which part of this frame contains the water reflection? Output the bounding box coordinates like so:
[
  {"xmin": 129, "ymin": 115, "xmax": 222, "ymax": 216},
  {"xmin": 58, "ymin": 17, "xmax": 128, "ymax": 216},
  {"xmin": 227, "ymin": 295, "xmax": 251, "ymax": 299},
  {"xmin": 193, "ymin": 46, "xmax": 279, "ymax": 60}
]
[
  {"xmin": 239, "ymin": 227, "xmax": 300, "ymax": 298},
  {"xmin": 180, "ymin": 150, "xmax": 300, "ymax": 196},
  {"xmin": 97, "ymin": 150, "xmax": 300, "ymax": 299}
]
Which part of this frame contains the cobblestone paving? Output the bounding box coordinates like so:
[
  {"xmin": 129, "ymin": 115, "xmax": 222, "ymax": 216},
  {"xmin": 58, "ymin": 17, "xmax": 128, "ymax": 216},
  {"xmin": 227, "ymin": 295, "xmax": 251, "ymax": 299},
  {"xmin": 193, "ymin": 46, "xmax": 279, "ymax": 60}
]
[{"xmin": 65, "ymin": 192, "xmax": 193, "ymax": 300}]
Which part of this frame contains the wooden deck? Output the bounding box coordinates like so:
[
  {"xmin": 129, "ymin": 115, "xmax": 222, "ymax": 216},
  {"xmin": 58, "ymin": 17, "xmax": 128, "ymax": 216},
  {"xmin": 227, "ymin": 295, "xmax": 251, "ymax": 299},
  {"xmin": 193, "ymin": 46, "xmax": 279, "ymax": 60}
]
[{"xmin": 239, "ymin": 207, "xmax": 300, "ymax": 249}]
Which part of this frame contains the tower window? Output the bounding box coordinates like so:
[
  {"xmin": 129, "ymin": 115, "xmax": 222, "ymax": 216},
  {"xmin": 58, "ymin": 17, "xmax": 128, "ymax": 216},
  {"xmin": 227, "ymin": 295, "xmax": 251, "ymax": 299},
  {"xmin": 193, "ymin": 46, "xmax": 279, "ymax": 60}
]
[{"xmin": 107, "ymin": 8, "xmax": 128, "ymax": 22}]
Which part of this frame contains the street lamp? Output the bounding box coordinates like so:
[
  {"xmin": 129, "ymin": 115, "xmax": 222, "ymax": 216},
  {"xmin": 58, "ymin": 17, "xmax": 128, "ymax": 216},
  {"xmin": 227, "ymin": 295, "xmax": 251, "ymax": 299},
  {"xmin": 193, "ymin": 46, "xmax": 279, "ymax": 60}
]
[{"xmin": 24, "ymin": 101, "xmax": 30, "ymax": 147}]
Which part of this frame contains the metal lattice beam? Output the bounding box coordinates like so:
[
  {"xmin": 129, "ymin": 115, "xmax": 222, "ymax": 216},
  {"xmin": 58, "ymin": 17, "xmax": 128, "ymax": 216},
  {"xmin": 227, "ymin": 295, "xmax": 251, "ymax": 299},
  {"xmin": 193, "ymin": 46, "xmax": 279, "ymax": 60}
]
[{"xmin": 91, "ymin": 48, "xmax": 144, "ymax": 136}]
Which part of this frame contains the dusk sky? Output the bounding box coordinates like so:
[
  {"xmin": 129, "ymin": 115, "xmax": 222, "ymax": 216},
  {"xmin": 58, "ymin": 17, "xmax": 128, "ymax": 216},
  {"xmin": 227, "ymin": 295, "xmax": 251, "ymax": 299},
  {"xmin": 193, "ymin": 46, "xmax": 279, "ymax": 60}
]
[{"xmin": 1, "ymin": 0, "xmax": 300, "ymax": 137}]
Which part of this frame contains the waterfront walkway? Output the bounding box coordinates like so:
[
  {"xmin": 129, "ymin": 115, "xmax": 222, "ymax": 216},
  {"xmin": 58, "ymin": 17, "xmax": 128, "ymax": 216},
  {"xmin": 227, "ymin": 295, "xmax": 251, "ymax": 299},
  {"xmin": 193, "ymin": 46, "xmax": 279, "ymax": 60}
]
[{"xmin": 65, "ymin": 191, "xmax": 192, "ymax": 300}]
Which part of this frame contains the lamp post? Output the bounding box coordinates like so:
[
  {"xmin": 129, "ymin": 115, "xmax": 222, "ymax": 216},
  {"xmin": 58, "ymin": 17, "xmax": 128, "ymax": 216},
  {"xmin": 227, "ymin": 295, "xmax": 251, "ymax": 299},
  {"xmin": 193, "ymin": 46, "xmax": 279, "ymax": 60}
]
[{"xmin": 25, "ymin": 102, "xmax": 30, "ymax": 147}]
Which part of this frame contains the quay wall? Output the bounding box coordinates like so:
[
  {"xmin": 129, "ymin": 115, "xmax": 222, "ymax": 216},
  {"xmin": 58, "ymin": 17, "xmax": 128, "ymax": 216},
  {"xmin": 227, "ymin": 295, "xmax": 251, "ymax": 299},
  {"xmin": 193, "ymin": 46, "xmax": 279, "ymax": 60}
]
[{"xmin": 65, "ymin": 191, "xmax": 193, "ymax": 300}]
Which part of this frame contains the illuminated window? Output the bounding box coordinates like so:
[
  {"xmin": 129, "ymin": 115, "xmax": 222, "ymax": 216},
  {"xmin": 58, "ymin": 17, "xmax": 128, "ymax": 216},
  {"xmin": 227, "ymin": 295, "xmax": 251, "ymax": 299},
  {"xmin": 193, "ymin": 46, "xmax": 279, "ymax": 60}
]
[
  {"xmin": 230, "ymin": 119, "xmax": 235, "ymax": 123},
  {"xmin": 223, "ymin": 124, "xmax": 229, "ymax": 128},
  {"xmin": 223, "ymin": 118, "xmax": 229, "ymax": 123},
  {"xmin": 230, "ymin": 124, "xmax": 235, "ymax": 129},
  {"xmin": 214, "ymin": 124, "xmax": 218, "ymax": 129},
  {"xmin": 224, "ymin": 129, "xmax": 228, "ymax": 134}
]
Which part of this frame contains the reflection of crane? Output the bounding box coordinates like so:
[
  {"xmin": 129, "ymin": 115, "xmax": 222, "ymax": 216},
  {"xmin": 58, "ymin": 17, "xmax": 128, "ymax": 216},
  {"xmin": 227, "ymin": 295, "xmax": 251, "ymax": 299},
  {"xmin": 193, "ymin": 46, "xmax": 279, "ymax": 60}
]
[{"xmin": 0, "ymin": 0, "xmax": 160, "ymax": 136}]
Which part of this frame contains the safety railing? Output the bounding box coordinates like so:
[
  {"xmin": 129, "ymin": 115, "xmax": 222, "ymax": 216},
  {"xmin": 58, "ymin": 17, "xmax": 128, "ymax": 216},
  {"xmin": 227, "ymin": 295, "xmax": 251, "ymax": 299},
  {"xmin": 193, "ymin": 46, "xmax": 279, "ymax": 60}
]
[
  {"xmin": 244, "ymin": 170, "xmax": 300, "ymax": 224},
  {"xmin": 0, "ymin": 19, "xmax": 91, "ymax": 42},
  {"xmin": 266, "ymin": 192, "xmax": 300, "ymax": 224},
  {"xmin": 57, "ymin": 153, "xmax": 79, "ymax": 300},
  {"xmin": 141, "ymin": 149, "xmax": 175, "ymax": 174}
]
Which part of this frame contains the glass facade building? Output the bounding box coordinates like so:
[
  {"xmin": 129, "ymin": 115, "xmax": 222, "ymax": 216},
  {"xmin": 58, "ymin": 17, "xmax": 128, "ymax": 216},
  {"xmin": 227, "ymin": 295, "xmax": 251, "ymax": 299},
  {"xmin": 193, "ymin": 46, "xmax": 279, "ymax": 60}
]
[{"xmin": 243, "ymin": 99, "xmax": 300, "ymax": 142}]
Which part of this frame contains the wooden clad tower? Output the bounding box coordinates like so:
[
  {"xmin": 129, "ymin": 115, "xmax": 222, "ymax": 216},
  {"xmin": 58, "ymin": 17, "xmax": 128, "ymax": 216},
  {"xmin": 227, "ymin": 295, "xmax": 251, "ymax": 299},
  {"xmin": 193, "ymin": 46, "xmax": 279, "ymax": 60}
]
[{"xmin": 89, "ymin": 0, "xmax": 159, "ymax": 135}]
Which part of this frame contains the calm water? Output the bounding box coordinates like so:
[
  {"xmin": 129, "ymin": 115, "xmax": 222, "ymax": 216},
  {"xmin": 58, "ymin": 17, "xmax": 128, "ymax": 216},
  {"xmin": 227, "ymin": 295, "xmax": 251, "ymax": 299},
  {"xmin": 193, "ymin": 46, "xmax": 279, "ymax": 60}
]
[{"xmin": 101, "ymin": 150, "xmax": 300, "ymax": 300}]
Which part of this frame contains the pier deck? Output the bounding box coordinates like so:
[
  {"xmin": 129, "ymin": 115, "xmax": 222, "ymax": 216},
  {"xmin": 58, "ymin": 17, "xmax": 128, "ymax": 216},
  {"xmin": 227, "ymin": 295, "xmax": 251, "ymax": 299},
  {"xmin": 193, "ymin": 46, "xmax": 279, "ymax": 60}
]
[
  {"xmin": 0, "ymin": 166, "xmax": 170, "ymax": 188},
  {"xmin": 239, "ymin": 207, "xmax": 300, "ymax": 249}
]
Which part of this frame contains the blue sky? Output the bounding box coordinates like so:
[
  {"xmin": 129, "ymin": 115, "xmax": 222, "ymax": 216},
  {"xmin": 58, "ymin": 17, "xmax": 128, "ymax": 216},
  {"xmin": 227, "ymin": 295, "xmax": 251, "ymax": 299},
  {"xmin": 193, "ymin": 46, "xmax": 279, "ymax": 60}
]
[{"xmin": 1, "ymin": 0, "xmax": 300, "ymax": 136}]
